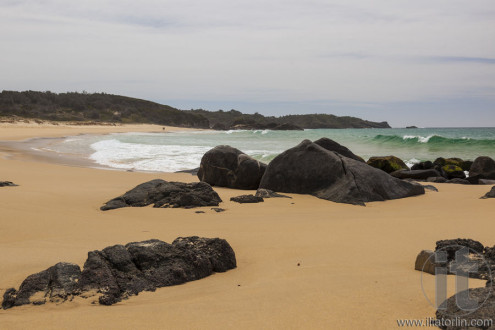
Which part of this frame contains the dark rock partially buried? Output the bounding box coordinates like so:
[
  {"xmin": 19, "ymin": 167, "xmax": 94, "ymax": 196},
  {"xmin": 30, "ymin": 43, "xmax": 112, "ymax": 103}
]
[
  {"xmin": 259, "ymin": 140, "xmax": 424, "ymax": 206},
  {"xmin": 2, "ymin": 262, "xmax": 81, "ymax": 309},
  {"xmin": 481, "ymin": 186, "xmax": 495, "ymax": 199},
  {"xmin": 426, "ymin": 176, "xmax": 448, "ymax": 183},
  {"xmin": 197, "ymin": 145, "xmax": 267, "ymax": 190},
  {"xmin": 416, "ymin": 238, "xmax": 494, "ymax": 281},
  {"xmin": 230, "ymin": 195, "xmax": 264, "ymax": 203},
  {"xmin": 100, "ymin": 179, "xmax": 222, "ymax": 211},
  {"xmin": 0, "ymin": 181, "xmax": 17, "ymax": 187},
  {"xmin": 416, "ymin": 239, "xmax": 495, "ymax": 329},
  {"xmin": 255, "ymin": 188, "xmax": 291, "ymax": 199},
  {"xmin": 2, "ymin": 237, "xmax": 236, "ymax": 309},
  {"xmin": 436, "ymin": 287, "xmax": 495, "ymax": 330}
]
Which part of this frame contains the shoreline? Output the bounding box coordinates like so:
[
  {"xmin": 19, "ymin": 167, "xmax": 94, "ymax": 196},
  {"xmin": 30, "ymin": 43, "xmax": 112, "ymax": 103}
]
[
  {"xmin": 0, "ymin": 121, "xmax": 208, "ymax": 172},
  {"xmin": 0, "ymin": 121, "xmax": 494, "ymax": 329}
]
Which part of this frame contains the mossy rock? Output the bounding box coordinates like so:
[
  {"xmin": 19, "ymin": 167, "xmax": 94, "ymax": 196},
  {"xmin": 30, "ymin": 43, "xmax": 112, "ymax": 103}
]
[
  {"xmin": 434, "ymin": 157, "xmax": 464, "ymax": 167},
  {"xmin": 445, "ymin": 158, "xmax": 464, "ymax": 167},
  {"xmin": 441, "ymin": 165, "xmax": 466, "ymax": 179},
  {"xmin": 442, "ymin": 164, "xmax": 463, "ymax": 173},
  {"xmin": 367, "ymin": 156, "xmax": 408, "ymax": 173}
]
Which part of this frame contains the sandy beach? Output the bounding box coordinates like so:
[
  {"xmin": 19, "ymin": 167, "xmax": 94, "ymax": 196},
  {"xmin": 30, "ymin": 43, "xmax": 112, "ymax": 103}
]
[{"xmin": 0, "ymin": 123, "xmax": 493, "ymax": 329}]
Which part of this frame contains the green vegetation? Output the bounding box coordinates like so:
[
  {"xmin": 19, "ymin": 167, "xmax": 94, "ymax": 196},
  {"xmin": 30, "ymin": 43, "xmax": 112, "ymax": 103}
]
[
  {"xmin": 188, "ymin": 109, "xmax": 390, "ymax": 129},
  {"xmin": 0, "ymin": 91, "xmax": 209, "ymax": 128},
  {"xmin": 0, "ymin": 90, "xmax": 391, "ymax": 129}
]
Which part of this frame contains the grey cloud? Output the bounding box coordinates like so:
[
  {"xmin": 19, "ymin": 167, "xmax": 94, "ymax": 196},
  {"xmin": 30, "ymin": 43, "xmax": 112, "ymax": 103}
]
[{"xmin": 0, "ymin": 0, "xmax": 494, "ymax": 127}]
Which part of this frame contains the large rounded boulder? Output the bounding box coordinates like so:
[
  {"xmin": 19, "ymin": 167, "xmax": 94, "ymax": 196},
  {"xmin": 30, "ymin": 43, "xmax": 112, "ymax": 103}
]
[
  {"xmin": 367, "ymin": 156, "xmax": 408, "ymax": 173},
  {"xmin": 313, "ymin": 137, "xmax": 365, "ymax": 162},
  {"xmin": 259, "ymin": 140, "xmax": 424, "ymax": 205},
  {"xmin": 198, "ymin": 145, "xmax": 267, "ymax": 189},
  {"xmin": 469, "ymin": 156, "xmax": 495, "ymax": 181}
]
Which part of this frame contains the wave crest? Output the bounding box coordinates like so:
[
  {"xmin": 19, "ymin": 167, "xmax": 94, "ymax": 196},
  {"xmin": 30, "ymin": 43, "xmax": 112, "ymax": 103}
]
[{"xmin": 372, "ymin": 134, "xmax": 494, "ymax": 146}]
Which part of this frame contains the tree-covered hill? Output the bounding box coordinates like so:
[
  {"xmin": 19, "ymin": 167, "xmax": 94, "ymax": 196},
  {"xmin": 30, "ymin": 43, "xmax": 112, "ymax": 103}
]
[
  {"xmin": 188, "ymin": 109, "xmax": 390, "ymax": 129},
  {"xmin": 0, "ymin": 91, "xmax": 210, "ymax": 128},
  {"xmin": 0, "ymin": 91, "xmax": 390, "ymax": 129}
]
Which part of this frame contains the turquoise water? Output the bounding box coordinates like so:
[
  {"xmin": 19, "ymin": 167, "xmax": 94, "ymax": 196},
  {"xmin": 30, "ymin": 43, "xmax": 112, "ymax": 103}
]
[{"xmin": 47, "ymin": 127, "xmax": 495, "ymax": 172}]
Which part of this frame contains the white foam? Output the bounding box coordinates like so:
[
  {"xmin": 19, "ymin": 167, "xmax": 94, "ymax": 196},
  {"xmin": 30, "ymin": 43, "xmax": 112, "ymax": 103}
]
[
  {"xmin": 403, "ymin": 135, "xmax": 434, "ymax": 143},
  {"xmin": 63, "ymin": 138, "xmax": 82, "ymax": 143},
  {"xmin": 89, "ymin": 139, "xmax": 211, "ymax": 172},
  {"xmin": 405, "ymin": 158, "xmax": 421, "ymax": 169}
]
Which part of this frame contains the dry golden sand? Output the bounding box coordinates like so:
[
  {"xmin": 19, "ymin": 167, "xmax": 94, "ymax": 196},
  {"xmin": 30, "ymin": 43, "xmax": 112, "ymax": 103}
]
[{"xmin": 0, "ymin": 123, "xmax": 493, "ymax": 329}]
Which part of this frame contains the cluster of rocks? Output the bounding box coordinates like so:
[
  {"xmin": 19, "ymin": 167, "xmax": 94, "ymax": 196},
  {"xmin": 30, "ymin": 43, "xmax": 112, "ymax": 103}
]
[
  {"xmin": 415, "ymin": 239, "xmax": 495, "ymax": 328},
  {"xmin": 102, "ymin": 138, "xmax": 494, "ymax": 210},
  {"xmin": 0, "ymin": 181, "xmax": 17, "ymax": 187},
  {"xmin": 2, "ymin": 237, "xmax": 236, "ymax": 309},
  {"xmin": 100, "ymin": 180, "xmax": 222, "ymax": 211},
  {"xmin": 367, "ymin": 155, "xmax": 495, "ymax": 186},
  {"xmin": 197, "ymin": 138, "xmax": 424, "ymax": 206},
  {"xmin": 415, "ymin": 239, "xmax": 492, "ymax": 279}
]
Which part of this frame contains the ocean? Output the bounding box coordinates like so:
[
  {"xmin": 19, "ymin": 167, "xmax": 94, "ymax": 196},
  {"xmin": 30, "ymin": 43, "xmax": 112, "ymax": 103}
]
[{"xmin": 45, "ymin": 127, "xmax": 495, "ymax": 172}]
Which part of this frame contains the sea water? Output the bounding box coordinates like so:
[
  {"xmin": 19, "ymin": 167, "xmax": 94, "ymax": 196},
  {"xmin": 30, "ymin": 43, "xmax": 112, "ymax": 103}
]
[{"xmin": 45, "ymin": 127, "xmax": 495, "ymax": 172}]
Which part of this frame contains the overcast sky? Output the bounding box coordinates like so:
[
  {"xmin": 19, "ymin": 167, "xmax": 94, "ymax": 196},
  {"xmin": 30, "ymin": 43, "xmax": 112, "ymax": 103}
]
[{"xmin": 1, "ymin": 0, "xmax": 494, "ymax": 127}]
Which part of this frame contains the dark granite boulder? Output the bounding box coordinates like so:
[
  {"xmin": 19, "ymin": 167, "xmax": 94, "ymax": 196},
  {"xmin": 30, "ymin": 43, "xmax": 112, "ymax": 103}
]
[
  {"xmin": 470, "ymin": 156, "xmax": 495, "ymax": 182},
  {"xmin": 313, "ymin": 137, "xmax": 364, "ymax": 162},
  {"xmin": 100, "ymin": 180, "xmax": 221, "ymax": 211},
  {"xmin": 0, "ymin": 181, "xmax": 17, "ymax": 187},
  {"xmin": 411, "ymin": 161, "xmax": 434, "ymax": 171},
  {"xmin": 230, "ymin": 195, "xmax": 264, "ymax": 203},
  {"xmin": 2, "ymin": 237, "xmax": 236, "ymax": 309},
  {"xmin": 2, "ymin": 262, "xmax": 81, "ymax": 309},
  {"xmin": 433, "ymin": 157, "xmax": 448, "ymax": 167},
  {"xmin": 436, "ymin": 239, "xmax": 484, "ymax": 261},
  {"xmin": 259, "ymin": 140, "xmax": 424, "ymax": 206},
  {"xmin": 390, "ymin": 169, "xmax": 441, "ymax": 180},
  {"xmin": 461, "ymin": 160, "xmax": 473, "ymax": 172},
  {"xmin": 366, "ymin": 156, "xmax": 408, "ymax": 173},
  {"xmin": 481, "ymin": 186, "xmax": 495, "ymax": 199},
  {"xmin": 436, "ymin": 287, "xmax": 495, "ymax": 330},
  {"xmin": 197, "ymin": 145, "xmax": 267, "ymax": 190}
]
